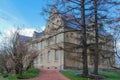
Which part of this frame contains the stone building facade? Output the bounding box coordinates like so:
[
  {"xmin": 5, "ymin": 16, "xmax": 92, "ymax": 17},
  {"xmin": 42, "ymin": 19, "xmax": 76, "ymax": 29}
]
[{"xmin": 27, "ymin": 8, "xmax": 115, "ymax": 70}]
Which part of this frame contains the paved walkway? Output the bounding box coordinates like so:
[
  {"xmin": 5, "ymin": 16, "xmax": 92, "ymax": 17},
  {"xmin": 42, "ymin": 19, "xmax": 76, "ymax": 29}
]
[
  {"xmin": 0, "ymin": 77, "xmax": 8, "ymax": 80},
  {"xmin": 0, "ymin": 77, "xmax": 3, "ymax": 80},
  {"xmin": 0, "ymin": 78, "xmax": 6, "ymax": 80},
  {"xmin": 29, "ymin": 69, "xmax": 70, "ymax": 80}
]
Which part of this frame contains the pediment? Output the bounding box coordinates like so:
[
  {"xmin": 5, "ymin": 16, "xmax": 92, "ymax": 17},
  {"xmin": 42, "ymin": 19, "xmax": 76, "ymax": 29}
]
[
  {"xmin": 44, "ymin": 15, "xmax": 64, "ymax": 34},
  {"xmin": 44, "ymin": 7, "xmax": 64, "ymax": 34}
]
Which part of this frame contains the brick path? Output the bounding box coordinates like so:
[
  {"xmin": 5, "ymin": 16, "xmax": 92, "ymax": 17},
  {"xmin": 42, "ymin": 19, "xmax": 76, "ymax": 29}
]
[
  {"xmin": 0, "ymin": 78, "xmax": 6, "ymax": 80},
  {"xmin": 0, "ymin": 77, "xmax": 7, "ymax": 80},
  {"xmin": 0, "ymin": 77, "xmax": 3, "ymax": 80},
  {"xmin": 29, "ymin": 69, "xmax": 70, "ymax": 80}
]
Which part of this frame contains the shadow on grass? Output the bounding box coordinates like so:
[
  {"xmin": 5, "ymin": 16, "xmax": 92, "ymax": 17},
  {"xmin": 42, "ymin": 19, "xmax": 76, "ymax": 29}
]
[{"xmin": 61, "ymin": 70, "xmax": 120, "ymax": 80}]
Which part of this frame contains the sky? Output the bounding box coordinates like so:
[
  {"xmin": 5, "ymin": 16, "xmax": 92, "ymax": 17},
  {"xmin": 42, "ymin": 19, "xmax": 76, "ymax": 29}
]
[
  {"xmin": 0, "ymin": 0, "xmax": 47, "ymax": 36},
  {"xmin": 0, "ymin": 0, "xmax": 120, "ymax": 66}
]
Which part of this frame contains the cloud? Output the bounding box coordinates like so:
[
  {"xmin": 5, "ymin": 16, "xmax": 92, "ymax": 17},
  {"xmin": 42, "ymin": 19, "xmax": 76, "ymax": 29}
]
[
  {"xmin": 117, "ymin": 43, "xmax": 120, "ymax": 49},
  {"xmin": 42, "ymin": 26, "xmax": 45, "ymax": 31},
  {"xmin": 5, "ymin": 28, "xmax": 16, "ymax": 37},
  {"xmin": 0, "ymin": 27, "xmax": 36, "ymax": 45},
  {"xmin": 5, "ymin": 28, "xmax": 35, "ymax": 37},
  {"xmin": 19, "ymin": 28, "xmax": 35, "ymax": 37}
]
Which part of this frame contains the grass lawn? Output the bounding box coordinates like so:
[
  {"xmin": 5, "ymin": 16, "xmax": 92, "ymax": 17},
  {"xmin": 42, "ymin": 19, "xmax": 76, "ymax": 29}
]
[
  {"xmin": 61, "ymin": 70, "xmax": 120, "ymax": 80},
  {"xmin": 0, "ymin": 68, "xmax": 40, "ymax": 80}
]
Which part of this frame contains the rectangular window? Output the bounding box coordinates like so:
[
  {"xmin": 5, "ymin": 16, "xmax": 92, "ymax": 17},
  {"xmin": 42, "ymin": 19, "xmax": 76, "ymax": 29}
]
[
  {"xmin": 29, "ymin": 44, "xmax": 32, "ymax": 50},
  {"xmin": 55, "ymin": 35, "xmax": 58, "ymax": 43},
  {"xmin": 41, "ymin": 41, "xmax": 44, "ymax": 49},
  {"xmin": 35, "ymin": 43, "xmax": 38, "ymax": 50},
  {"xmin": 48, "ymin": 51, "xmax": 50, "ymax": 62},
  {"xmin": 33, "ymin": 44, "xmax": 35, "ymax": 49},
  {"xmin": 40, "ymin": 54, "xmax": 43, "ymax": 63},
  {"xmin": 55, "ymin": 50, "xmax": 59, "ymax": 61},
  {"xmin": 101, "ymin": 57, "xmax": 104, "ymax": 63},
  {"xmin": 38, "ymin": 42, "xmax": 41, "ymax": 50},
  {"xmin": 35, "ymin": 57, "xmax": 39, "ymax": 64},
  {"xmin": 32, "ymin": 44, "xmax": 34, "ymax": 49},
  {"xmin": 90, "ymin": 55, "xmax": 94, "ymax": 65},
  {"xmin": 48, "ymin": 38, "xmax": 50, "ymax": 45}
]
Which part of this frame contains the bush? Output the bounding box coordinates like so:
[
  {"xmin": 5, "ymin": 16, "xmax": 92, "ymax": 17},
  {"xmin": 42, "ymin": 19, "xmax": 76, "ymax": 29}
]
[
  {"xmin": 17, "ymin": 68, "xmax": 40, "ymax": 79},
  {"xmin": 8, "ymin": 75, "xmax": 17, "ymax": 80},
  {"xmin": 0, "ymin": 68, "xmax": 40, "ymax": 80},
  {"xmin": 2, "ymin": 74, "xmax": 8, "ymax": 78}
]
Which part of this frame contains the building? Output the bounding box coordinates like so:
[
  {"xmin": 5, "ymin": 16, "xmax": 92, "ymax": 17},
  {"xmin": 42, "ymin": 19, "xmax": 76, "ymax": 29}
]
[{"xmin": 27, "ymin": 7, "xmax": 115, "ymax": 70}]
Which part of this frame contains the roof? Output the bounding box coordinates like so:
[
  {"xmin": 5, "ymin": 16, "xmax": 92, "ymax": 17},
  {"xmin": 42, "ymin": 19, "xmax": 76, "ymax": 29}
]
[
  {"xmin": 98, "ymin": 28, "xmax": 106, "ymax": 36},
  {"xmin": 33, "ymin": 31, "xmax": 44, "ymax": 38},
  {"xmin": 61, "ymin": 14, "xmax": 80, "ymax": 29},
  {"xmin": 19, "ymin": 35, "xmax": 32, "ymax": 42}
]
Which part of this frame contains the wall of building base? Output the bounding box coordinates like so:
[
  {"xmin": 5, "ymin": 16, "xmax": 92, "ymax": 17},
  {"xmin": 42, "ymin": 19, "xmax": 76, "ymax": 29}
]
[{"xmin": 34, "ymin": 64, "xmax": 64, "ymax": 70}]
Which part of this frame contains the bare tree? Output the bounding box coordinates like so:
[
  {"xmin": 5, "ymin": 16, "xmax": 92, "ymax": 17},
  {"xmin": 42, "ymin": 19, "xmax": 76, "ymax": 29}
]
[
  {"xmin": 42, "ymin": 0, "xmax": 89, "ymax": 77},
  {"xmin": 41, "ymin": 0, "xmax": 120, "ymax": 78},
  {"xmin": 0, "ymin": 29, "xmax": 38, "ymax": 75},
  {"xmin": 0, "ymin": 50, "xmax": 10, "ymax": 73},
  {"xmin": 88, "ymin": 0, "xmax": 120, "ymax": 74},
  {"xmin": 103, "ymin": 1, "xmax": 120, "ymax": 69}
]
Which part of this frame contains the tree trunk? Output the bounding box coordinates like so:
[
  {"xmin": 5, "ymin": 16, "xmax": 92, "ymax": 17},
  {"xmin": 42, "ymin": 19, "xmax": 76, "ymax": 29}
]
[
  {"xmin": 15, "ymin": 63, "xmax": 23, "ymax": 75},
  {"xmin": 81, "ymin": 0, "xmax": 88, "ymax": 76},
  {"xmin": 93, "ymin": 0, "xmax": 99, "ymax": 75},
  {"xmin": 15, "ymin": 66, "xmax": 19, "ymax": 74},
  {"xmin": 26, "ymin": 61, "xmax": 33, "ymax": 71}
]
